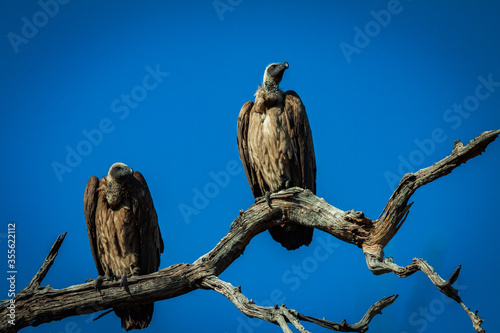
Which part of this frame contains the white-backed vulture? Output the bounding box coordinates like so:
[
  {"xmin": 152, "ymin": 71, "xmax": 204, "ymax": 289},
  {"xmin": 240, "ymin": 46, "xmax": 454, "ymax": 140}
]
[
  {"xmin": 237, "ymin": 62, "xmax": 317, "ymax": 250},
  {"xmin": 84, "ymin": 162, "xmax": 164, "ymax": 330}
]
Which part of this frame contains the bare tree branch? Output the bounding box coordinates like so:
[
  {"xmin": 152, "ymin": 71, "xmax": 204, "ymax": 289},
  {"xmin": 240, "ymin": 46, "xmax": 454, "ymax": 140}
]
[
  {"xmin": 200, "ymin": 275, "xmax": 396, "ymax": 333},
  {"xmin": 364, "ymin": 129, "xmax": 500, "ymax": 258},
  {"xmin": 297, "ymin": 295, "xmax": 398, "ymax": 332},
  {"xmin": 364, "ymin": 256, "xmax": 485, "ymax": 332},
  {"xmin": 0, "ymin": 191, "xmax": 376, "ymax": 333},
  {"xmin": 361, "ymin": 130, "xmax": 500, "ymax": 332},
  {"xmin": 0, "ymin": 129, "xmax": 497, "ymax": 333},
  {"xmin": 25, "ymin": 232, "xmax": 67, "ymax": 292}
]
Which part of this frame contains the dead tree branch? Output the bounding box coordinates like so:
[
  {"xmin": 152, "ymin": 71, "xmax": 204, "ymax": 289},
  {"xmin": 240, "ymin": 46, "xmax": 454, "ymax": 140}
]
[
  {"xmin": 362, "ymin": 130, "xmax": 499, "ymax": 333},
  {"xmin": 0, "ymin": 129, "xmax": 497, "ymax": 333},
  {"xmin": 25, "ymin": 232, "xmax": 67, "ymax": 292},
  {"xmin": 200, "ymin": 275, "xmax": 397, "ymax": 332},
  {"xmin": 364, "ymin": 129, "xmax": 500, "ymax": 257}
]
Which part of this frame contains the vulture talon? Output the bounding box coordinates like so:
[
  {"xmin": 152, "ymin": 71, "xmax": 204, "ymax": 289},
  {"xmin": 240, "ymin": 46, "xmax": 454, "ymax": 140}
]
[
  {"xmin": 265, "ymin": 191, "xmax": 273, "ymax": 209},
  {"xmin": 120, "ymin": 273, "xmax": 128, "ymax": 289},
  {"xmin": 94, "ymin": 275, "xmax": 104, "ymax": 292},
  {"xmin": 104, "ymin": 268, "xmax": 113, "ymax": 281}
]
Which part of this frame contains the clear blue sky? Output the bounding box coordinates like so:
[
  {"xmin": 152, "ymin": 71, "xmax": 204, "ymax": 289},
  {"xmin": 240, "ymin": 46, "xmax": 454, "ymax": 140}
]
[{"xmin": 1, "ymin": 1, "xmax": 499, "ymax": 332}]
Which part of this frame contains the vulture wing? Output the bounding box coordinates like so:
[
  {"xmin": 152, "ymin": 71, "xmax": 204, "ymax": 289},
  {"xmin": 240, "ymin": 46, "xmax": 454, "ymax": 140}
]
[
  {"xmin": 282, "ymin": 90, "xmax": 317, "ymax": 194},
  {"xmin": 237, "ymin": 100, "xmax": 264, "ymax": 198},
  {"xmin": 132, "ymin": 171, "xmax": 164, "ymax": 274},
  {"xmin": 266, "ymin": 90, "xmax": 316, "ymax": 250},
  {"xmin": 83, "ymin": 175, "xmax": 104, "ymax": 276}
]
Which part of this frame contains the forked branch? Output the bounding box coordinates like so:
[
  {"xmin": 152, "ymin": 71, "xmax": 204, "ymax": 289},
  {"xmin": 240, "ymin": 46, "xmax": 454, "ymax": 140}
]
[
  {"xmin": 0, "ymin": 129, "xmax": 497, "ymax": 333},
  {"xmin": 361, "ymin": 130, "xmax": 499, "ymax": 333},
  {"xmin": 200, "ymin": 275, "xmax": 398, "ymax": 333}
]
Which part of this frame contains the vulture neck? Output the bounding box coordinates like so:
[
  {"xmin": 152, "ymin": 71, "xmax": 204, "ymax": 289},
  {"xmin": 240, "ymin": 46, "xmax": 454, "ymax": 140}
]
[
  {"xmin": 106, "ymin": 177, "xmax": 125, "ymax": 209},
  {"xmin": 263, "ymin": 80, "xmax": 283, "ymax": 107}
]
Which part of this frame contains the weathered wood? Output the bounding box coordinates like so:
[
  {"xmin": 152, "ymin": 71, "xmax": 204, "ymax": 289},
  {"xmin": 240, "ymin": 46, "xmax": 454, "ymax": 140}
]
[
  {"xmin": 361, "ymin": 130, "xmax": 499, "ymax": 333},
  {"xmin": 200, "ymin": 275, "xmax": 397, "ymax": 333},
  {"xmin": 364, "ymin": 129, "xmax": 500, "ymax": 258},
  {"xmin": 0, "ymin": 129, "xmax": 497, "ymax": 333},
  {"xmin": 0, "ymin": 188, "xmax": 375, "ymax": 333},
  {"xmin": 25, "ymin": 232, "xmax": 67, "ymax": 292}
]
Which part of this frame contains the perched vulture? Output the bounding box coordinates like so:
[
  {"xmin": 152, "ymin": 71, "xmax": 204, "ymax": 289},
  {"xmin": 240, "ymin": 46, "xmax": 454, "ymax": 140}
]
[
  {"xmin": 84, "ymin": 162, "xmax": 164, "ymax": 331},
  {"xmin": 237, "ymin": 62, "xmax": 316, "ymax": 250}
]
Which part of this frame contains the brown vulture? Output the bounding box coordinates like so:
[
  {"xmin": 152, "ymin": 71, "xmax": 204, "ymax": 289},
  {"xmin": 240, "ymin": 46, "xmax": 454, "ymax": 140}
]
[
  {"xmin": 237, "ymin": 62, "xmax": 316, "ymax": 250},
  {"xmin": 84, "ymin": 162, "xmax": 164, "ymax": 330}
]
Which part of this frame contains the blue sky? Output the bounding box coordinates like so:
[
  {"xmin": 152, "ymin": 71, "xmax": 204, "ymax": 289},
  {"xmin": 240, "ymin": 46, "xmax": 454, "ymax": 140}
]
[{"xmin": 1, "ymin": 1, "xmax": 499, "ymax": 332}]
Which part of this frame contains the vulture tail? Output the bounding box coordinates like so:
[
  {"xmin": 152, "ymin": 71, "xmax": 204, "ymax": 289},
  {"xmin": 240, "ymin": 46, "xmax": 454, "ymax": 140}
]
[
  {"xmin": 268, "ymin": 224, "xmax": 313, "ymax": 250},
  {"xmin": 114, "ymin": 303, "xmax": 154, "ymax": 331}
]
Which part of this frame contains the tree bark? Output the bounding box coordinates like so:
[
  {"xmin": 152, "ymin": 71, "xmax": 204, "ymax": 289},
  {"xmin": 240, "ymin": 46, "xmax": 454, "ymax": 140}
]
[{"xmin": 1, "ymin": 129, "xmax": 497, "ymax": 333}]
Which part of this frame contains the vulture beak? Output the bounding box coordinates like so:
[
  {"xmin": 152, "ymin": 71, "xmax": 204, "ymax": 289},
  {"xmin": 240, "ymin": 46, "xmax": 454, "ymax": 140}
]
[
  {"xmin": 267, "ymin": 62, "xmax": 289, "ymax": 84},
  {"xmin": 125, "ymin": 166, "xmax": 133, "ymax": 176},
  {"xmin": 276, "ymin": 62, "xmax": 289, "ymax": 75},
  {"xmin": 117, "ymin": 166, "xmax": 133, "ymax": 180}
]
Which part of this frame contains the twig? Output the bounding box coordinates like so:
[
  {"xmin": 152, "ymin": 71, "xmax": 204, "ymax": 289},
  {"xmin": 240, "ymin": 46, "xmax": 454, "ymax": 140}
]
[
  {"xmin": 25, "ymin": 232, "xmax": 67, "ymax": 292},
  {"xmin": 297, "ymin": 295, "xmax": 398, "ymax": 332},
  {"xmin": 93, "ymin": 309, "xmax": 113, "ymax": 321}
]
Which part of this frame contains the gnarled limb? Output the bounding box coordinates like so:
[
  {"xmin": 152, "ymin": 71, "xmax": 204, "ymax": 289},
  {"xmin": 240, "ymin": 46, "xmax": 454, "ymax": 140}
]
[
  {"xmin": 365, "ymin": 256, "xmax": 485, "ymax": 332},
  {"xmin": 0, "ymin": 192, "xmax": 378, "ymax": 333},
  {"xmin": 0, "ymin": 129, "xmax": 497, "ymax": 333},
  {"xmin": 363, "ymin": 129, "xmax": 500, "ymax": 258},
  {"xmin": 297, "ymin": 295, "xmax": 398, "ymax": 332},
  {"xmin": 361, "ymin": 130, "xmax": 500, "ymax": 333},
  {"xmin": 200, "ymin": 275, "xmax": 397, "ymax": 333}
]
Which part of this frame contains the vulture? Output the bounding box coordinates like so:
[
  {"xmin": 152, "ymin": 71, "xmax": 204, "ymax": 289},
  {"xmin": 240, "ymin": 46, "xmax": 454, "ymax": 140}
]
[
  {"xmin": 237, "ymin": 62, "xmax": 316, "ymax": 250},
  {"xmin": 84, "ymin": 162, "xmax": 164, "ymax": 331}
]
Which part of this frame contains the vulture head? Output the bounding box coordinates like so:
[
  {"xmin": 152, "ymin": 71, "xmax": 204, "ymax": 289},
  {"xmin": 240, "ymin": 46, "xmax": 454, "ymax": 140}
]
[
  {"xmin": 263, "ymin": 62, "xmax": 289, "ymax": 86},
  {"xmin": 108, "ymin": 162, "xmax": 133, "ymax": 182}
]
